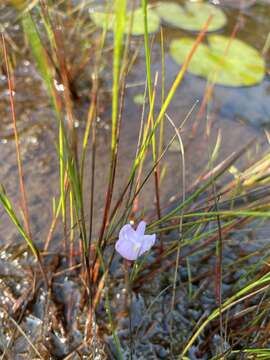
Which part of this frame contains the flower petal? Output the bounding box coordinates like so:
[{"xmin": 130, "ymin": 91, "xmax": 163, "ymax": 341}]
[
  {"xmin": 116, "ymin": 222, "xmax": 156, "ymax": 261},
  {"xmin": 136, "ymin": 221, "xmax": 147, "ymax": 236},
  {"xmin": 137, "ymin": 234, "xmax": 156, "ymax": 256},
  {"xmin": 119, "ymin": 224, "xmax": 137, "ymax": 241},
  {"xmin": 115, "ymin": 238, "xmax": 140, "ymax": 261}
]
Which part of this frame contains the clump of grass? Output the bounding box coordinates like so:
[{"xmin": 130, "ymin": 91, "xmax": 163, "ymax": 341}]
[{"xmin": 1, "ymin": 0, "xmax": 270, "ymax": 358}]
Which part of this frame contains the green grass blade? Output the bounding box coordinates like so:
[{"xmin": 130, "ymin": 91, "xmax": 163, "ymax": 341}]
[
  {"xmin": 0, "ymin": 190, "xmax": 38, "ymax": 257},
  {"xmin": 181, "ymin": 271, "xmax": 270, "ymax": 357},
  {"xmin": 21, "ymin": 12, "xmax": 57, "ymax": 112},
  {"xmin": 112, "ymin": 0, "xmax": 126, "ymax": 152}
]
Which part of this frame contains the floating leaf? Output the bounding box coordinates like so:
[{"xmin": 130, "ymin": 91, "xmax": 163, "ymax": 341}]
[
  {"xmin": 133, "ymin": 94, "xmax": 146, "ymax": 105},
  {"xmin": 170, "ymin": 36, "xmax": 265, "ymax": 87},
  {"xmin": 154, "ymin": 2, "xmax": 226, "ymax": 32},
  {"xmin": 89, "ymin": 7, "xmax": 160, "ymax": 35},
  {"xmin": 89, "ymin": 11, "xmax": 115, "ymax": 31},
  {"xmin": 126, "ymin": 7, "xmax": 160, "ymax": 35}
]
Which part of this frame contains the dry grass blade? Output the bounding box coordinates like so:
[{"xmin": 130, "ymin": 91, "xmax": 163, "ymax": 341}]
[{"xmin": 1, "ymin": 34, "xmax": 32, "ymax": 241}]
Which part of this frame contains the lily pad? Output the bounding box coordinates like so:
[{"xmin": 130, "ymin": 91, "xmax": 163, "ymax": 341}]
[
  {"xmin": 89, "ymin": 7, "xmax": 160, "ymax": 35},
  {"xmin": 154, "ymin": 2, "xmax": 226, "ymax": 32},
  {"xmin": 133, "ymin": 94, "xmax": 146, "ymax": 105},
  {"xmin": 126, "ymin": 7, "xmax": 160, "ymax": 35},
  {"xmin": 89, "ymin": 11, "xmax": 115, "ymax": 31},
  {"xmin": 170, "ymin": 36, "xmax": 265, "ymax": 87}
]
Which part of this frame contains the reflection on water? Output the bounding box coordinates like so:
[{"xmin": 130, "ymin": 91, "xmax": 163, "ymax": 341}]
[{"xmin": 0, "ymin": 0, "xmax": 269, "ymax": 247}]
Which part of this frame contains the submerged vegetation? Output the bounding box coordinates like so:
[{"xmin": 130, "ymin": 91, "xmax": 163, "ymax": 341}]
[{"xmin": 0, "ymin": 0, "xmax": 270, "ymax": 359}]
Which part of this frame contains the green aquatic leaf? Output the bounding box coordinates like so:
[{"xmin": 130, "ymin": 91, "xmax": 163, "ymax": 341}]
[
  {"xmin": 89, "ymin": 11, "xmax": 115, "ymax": 31},
  {"xmin": 133, "ymin": 94, "xmax": 146, "ymax": 105},
  {"xmin": 154, "ymin": 2, "xmax": 226, "ymax": 32},
  {"xmin": 89, "ymin": 7, "xmax": 160, "ymax": 35},
  {"xmin": 170, "ymin": 36, "xmax": 265, "ymax": 87},
  {"xmin": 127, "ymin": 7, "xmax": 160, "ymax": 35}
]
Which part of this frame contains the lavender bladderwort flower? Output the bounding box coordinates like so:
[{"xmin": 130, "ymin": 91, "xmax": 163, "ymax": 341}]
[{"xmin": 115, "ymin": 221, "xmax": 156, "ymax": 261}]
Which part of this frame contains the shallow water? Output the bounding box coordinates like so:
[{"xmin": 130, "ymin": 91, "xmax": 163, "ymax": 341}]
[{"xmin": 0, "ymin": 0, "xmax": 269, "ymax": 249}]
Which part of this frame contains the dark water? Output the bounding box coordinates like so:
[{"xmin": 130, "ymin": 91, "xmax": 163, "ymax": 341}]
[{"xmin": 0, "ymin": 0, "xmax": 269, "ymax": 248}]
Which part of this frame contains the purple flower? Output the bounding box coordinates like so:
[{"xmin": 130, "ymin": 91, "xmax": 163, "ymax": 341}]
[{"xmin": 115, "ymin": 221, "xmax": 156, "ymax": 261}]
